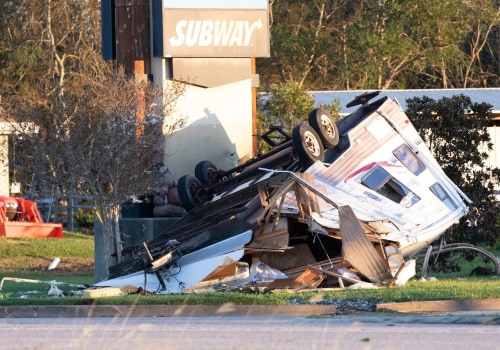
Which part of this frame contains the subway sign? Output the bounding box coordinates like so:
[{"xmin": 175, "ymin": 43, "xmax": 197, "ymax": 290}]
[{"xmin": 163, "ymin": 0, "xmax": 270, "ymax": 57}]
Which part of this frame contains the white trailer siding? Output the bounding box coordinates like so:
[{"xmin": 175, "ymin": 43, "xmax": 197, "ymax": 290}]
[{"xmin": 300, "ymin": 98, "xmax": 469, "ymax": 256}]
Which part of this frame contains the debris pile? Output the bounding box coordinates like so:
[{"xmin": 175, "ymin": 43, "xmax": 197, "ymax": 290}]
[
  {"xmin": 152, "ymin": 172, "xmax": 186, "ymax": 218},
  {"xmin": 93, "ymin": 93, "xmax": 476, "ymax": 294},
  {"xmin": 4, "ymin": 92, "xmax": 499, "ymax": 299}
]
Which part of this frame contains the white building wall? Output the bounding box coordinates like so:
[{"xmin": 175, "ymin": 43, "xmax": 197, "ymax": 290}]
[
  {"xmin": 149, "ymin": 53, "xmax": 254, "ymax": 182},
  {"xmin": 486, "ymin": 126, "xmax": 500, "ymax": 169},
  {"xmin": 486, "ymin": 126, "xmax": 500, "ymax": 198},
  {"xmin": 163, "ymin": 79, "xmax": 253, "ymax": 181}
]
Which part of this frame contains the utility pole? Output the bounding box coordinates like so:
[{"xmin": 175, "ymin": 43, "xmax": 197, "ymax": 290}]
[
  {"xmin": 114, "ymin": 0, "xmax": 151, "ymax": 76},
  {"xmin": 113, "ymin": 0, "xmax": 151, "ymax": 140}
]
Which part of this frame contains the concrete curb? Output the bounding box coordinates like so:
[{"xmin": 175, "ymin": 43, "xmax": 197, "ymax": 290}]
[
  {"xmin": 2, "ymin": 299, "xmax": 500, "ymax": 318},
  {"xmin": 376, "ymin": 298, "xmax": 500, "ymax": 313},
  {"xmin": 0, "ymin": 304, "xmax": 337, "ymax": 318}
]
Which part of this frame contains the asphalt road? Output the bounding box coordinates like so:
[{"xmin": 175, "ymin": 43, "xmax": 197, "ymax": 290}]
[
  {"xmin": 2, "ymin": 315, "xmax": 500, "ymax": 350},
  {"xmin": 2, "ymin": 300, "xmax": 500, "ymax": 349}
]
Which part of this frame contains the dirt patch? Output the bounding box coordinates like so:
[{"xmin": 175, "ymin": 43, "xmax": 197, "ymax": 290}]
[{"xmin": 0, "ymin": 257, "xmax": 94, "ymax": 274}]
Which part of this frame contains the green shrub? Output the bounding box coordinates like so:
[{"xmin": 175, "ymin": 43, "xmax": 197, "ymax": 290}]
[{"xmin": 73, "ymin": 209, "xmax": 95, "ymax": 233}]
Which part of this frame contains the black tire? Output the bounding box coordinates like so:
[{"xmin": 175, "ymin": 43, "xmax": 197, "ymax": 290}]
[
  {"xmin": 195, "ymin": 160, "xmax": 218, "ymax": 185},
  {"xmin": 177, "ymin": 174, "xmax": 202, "ymax": 211},
  {"xmin": 292, "ymin": 124, "xmax": 324, "ymax": 167},
  {"xmin": 308, "ymin": 108, "xmax": 339, "ymax": 149}
]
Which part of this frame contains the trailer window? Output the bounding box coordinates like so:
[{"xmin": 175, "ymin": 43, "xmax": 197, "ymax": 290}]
[
  {"xmin": 430, "ymin": 183, "xmax": 457, "ymax": 211},
  {"xmin": 393, "ymin": 144, "xmax": 425, "ymax": 175},
  {"xmin": 361, "ymin": 165, "xmax": 420, "ymax": 207}
]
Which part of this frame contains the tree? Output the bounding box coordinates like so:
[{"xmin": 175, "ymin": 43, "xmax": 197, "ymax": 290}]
[
  {"xmin": 0, "ymin": 0, "xmax": 186, "ymax": 275},
  {"xmin": 0, "ymin": 0, "xmax": 104, "ymax": 96},
  {"xmin": 257, "ymin": 81, "xmax": 315, "ymax": 152},
  {"xmin": 257, "ymin": 0, "xmax": 500, "ymax": 90},
  {"xmin": 5, "ymin": 68, "xmax": 184, "ymax": 272},
  {"xmin": 257, "ymin": 81, "xmax": 341, "ymax": 153},
  {"xmin": 458, "ymin": 0, "xmax": 500, "ymax": 88},
  {"xmin": 0, "ymin": 0, "xmax": 111, "ymax": 196},
  {"xmin": 259, "ymin": 0, "xmax": 360, "ymax": 89},
  {"xmin": 405, "ymin": 94, "xmax": 500, "ymax": 245}
]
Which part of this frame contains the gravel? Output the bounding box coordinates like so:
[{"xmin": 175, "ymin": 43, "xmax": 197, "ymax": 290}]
[{"xmin": 288, "ymin": 297, "xmax": 379, "ymax": 313}]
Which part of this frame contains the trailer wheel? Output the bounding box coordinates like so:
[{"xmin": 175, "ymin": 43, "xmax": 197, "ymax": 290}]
[
  {"xmin": 308, "ymin": 108, "xmax": 339, "ymax": 149},
  {"xmin": 177, "ymin": 174, "xmax": 202, "ymax": 211},
  {"xmin": 292, "ymin": 124, "xmax": 324, "ymax": 167},
  {"xmin": 195, "ymin": 160, "xmax": 218, "ymax": 185}
]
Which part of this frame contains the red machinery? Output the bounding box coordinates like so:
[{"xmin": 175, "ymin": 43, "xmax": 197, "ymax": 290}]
[{"xmin": 0, "ymin": 196, "xmax": 63, "ymax": 238}]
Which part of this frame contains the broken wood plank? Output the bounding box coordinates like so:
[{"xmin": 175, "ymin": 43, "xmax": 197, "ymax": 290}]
[
  {"xmin": 254, "ymin": 268, "xmax": 324, "ymax": 292},
  {"xmin": 202, "ymin": 261, "xmax": 238, "ymax": 281},
  {"xmin": 148, "ymin": 250, "xmax": 174, "ymax": 272},
  {"xmin": 293, "ymin": 268, "xmax": 325, "ymax": 290},
  {"xmin": 306, "ymin": 264, "xmax": 363, "ymax": 286},
  {"xmin": 282, "ymin": 258, "xmax": 343, "ymax": 277},
  {"xmin": 82, "ymin": 285, "xmax": 139, "ymax": 299},
  {"xmin": 248, "ymin": 217, "xmax": 289, "ymax": 249}
]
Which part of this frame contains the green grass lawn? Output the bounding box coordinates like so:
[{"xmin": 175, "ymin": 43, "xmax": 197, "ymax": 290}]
[
  {"xmin": 1, "ymin": 232, "xmax": 500, "ymax": 306},
  {"xmin": 0, "ymin": 232, "xmax": 94, "ymax": 261},
  {"xmin": 0, "ymin": 232, "xmax": 94, "ymax": 271}
]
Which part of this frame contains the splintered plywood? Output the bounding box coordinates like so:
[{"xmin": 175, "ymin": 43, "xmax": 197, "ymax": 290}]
[
  {"xmin": 82, "ymin": 285, "xmax": 139, "ymax": 299},
  {"xmin": 293, "ymin": 268, "xmax": 324, "ymax": 288},
  {"xmin": 202, "ymin": 261, "xmax": 238, "ymax": 281},
  {"xmin": 339, "ymin": 205, "xmax": 394, "ymax": 285},
  {"xmin": 193, "ymin": 262, "xmax": 250, "ymax": 289},
  {"xmin": 253, "ymin": 268, "xmax": 324, "ymax": 291},
  {"xmin": 248, "ymin": 217, "xmax": 289, "ymax": 250},
  {"xmin": 260, "ymin": 243, "xmax": 316, "ymax": 271}
]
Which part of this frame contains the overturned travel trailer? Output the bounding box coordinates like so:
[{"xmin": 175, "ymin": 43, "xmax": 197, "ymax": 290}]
[{"xmin": 96, "ymin": 92, "xmax": 481, "ymax": 293}]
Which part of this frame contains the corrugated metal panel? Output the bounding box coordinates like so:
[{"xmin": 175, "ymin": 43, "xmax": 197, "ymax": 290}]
[
  {"xmin": 339, "ymin": 205, "xmax": 393, "ymax": 285},
  {"xmin": 311, "ymin": 89, "xmax": 500, "ymax": 114},
  {"xmin": 486, "ymin": 126, "xmax": 500, "ymax": 194},
  {"xmin": 486, "ymin": 126, "xmax": 500, "ymax": 175}
]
